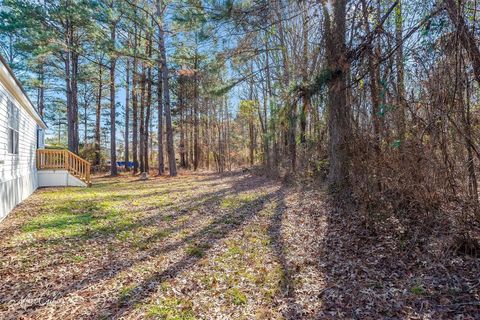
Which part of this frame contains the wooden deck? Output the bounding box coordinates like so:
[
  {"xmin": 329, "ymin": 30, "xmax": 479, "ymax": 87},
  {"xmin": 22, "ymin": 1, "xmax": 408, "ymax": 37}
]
[{"xmin": 36, "ymin": 149, "xmax": 91, "ymax": 186}]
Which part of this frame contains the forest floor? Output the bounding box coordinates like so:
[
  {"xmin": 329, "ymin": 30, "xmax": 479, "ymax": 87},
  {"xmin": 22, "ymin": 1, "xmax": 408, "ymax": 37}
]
[{"xmin": 0, "ymin": 171, "xmax": 478, "ymax": 319}]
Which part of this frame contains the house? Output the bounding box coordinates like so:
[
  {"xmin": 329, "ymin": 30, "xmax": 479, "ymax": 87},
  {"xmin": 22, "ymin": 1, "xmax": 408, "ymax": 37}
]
[{"xmin": 0, "ymin": 54, "xmax": 90, "ymax": 221}]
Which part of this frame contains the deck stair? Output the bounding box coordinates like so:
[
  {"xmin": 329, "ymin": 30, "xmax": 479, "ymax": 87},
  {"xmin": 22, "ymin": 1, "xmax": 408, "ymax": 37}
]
[{"xmin": 36, "ymin": 149, "xmax": 91, "ymax": 186}]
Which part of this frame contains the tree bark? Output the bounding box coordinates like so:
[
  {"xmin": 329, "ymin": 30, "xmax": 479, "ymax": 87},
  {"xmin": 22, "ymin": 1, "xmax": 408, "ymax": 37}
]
[
  {"xmin": 463, "ymin": 79, "xmax": 478, "ymax": 202},
  {"xmin": 37, "ymin": 64, "xmax": 45, "ymax": 117},
  {"xmin": 144, "ymin": 54, "xmax": 152, "ymax": 173},
  {"xmin": 72, "ymin": 51, "xmax": 79, "ymax": 154},
  {"xmin": 248, "ymin": 80, "xmax": 255, "ymax": 166},
  {"xmin": 193, "ymin": 49, "xmax": 200, "ymax": 170},
  {"xmin": 94, "ymin": 62, "xmax": 102, "ymax": 167},
  {"xmin": 300, "ymin": 2, "xmax": 310, "ymax": 145},
  {"xmin": 157, "ymin": 47, "xmax": 165, "ymax": 175},
  {"xmin": 178, "ymin": 75, "xmax": 186, "ymax": 169},
  {"xmin": 139, "ymin": 64, "xmax": 146, "ymax": 173},
  {"xmin": 324, "ymin": 0, "xmax": 351, "ymax": 190},
  {"xmin": 275, "ymin": 0, "xmax": 295, "ymax": 170},
  {"xmin": 361, "ymin": 0, "xmax": 382, "ymax": 189},
  {"xmin": 83, "ymin": 89, "xmax": 88, "ymax": 144},
  {"xmin": 125, "ymin": 57, "xmax": 130, "ymax": 171},
  {"xmin": 143, "ymin": 30, "xmax": 152, "ymax": 173},
  {"xmin": 156, "ymin": 0, "xmax": 177, "ymax": 176},
  {"xmin": 109, "ymin": 22, "xmax": 118, "ymax": 176},
  {"xmin": 132, "ymin": 27, "xmax": 139, "ymax": 174},
  {"xmin": 65, "ymin": 20, "xmax": 79, "ymax": 155},
  {"xmin": 395, "ymin": 0, "xmax": 406, "ymax": 143}
]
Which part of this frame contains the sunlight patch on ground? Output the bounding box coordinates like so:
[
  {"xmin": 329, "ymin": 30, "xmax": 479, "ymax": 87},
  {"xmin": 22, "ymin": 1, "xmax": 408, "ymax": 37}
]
[{"xmin": 0, "ymin": 172, "xmax": 326, "ymax": 319}]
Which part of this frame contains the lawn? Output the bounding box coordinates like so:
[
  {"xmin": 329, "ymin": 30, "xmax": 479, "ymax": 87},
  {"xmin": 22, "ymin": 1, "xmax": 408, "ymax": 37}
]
[
  {"xmin": 0, "ymin": 171, "xmax": 478, "ymax": 319},
  {"xmin": 0, "ymin": 171, "xmax": 325, "ymax": 319}
]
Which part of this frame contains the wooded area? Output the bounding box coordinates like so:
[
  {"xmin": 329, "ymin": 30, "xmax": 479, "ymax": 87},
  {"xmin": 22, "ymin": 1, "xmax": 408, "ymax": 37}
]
[{"xmin": 1, "ymin": 0, "xmax": 480, "ymax": 318}]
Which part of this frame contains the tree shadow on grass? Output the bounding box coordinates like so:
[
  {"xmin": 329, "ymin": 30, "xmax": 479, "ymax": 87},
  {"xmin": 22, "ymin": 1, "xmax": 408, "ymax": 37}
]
[
  {"xmin": 88, "ymin": 183, "xmax": 282, "ymax": 318},
  {"xmin": 0, "ymin": 173, "xmax": 278, "ymax": 318},
  {"xmin": 267, "ymin": 190, "xmax": 306, "ymax": 319},
  {"xmin": 4, "ymin": 172, "xmax": 264, "ymax": 252}
]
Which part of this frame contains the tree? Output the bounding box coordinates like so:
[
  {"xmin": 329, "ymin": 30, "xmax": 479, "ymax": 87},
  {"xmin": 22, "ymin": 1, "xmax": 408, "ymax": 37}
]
[
  {"xmin": 239, "ymin": 100, "xmax": 256, "ymax": 166},
  {"xmin": 94, "ymin": 56, "xmax": 105, "ymax": 167},
  {"xmin": 125, "ymin": 57, "xmax": 131, "ymax": 171},
  {"xmin": 156, "ymin": 0, "xmax": 176, "ymax": 177},
  {"xmin": 324, "ymin": 0, "xmax": 351, "ymax": 190},
  {"xmin": 109, "ymin": 7, "xmax": 118, "ymax": 176},
  {"xmin": 157, "ymin": 44, "xmax": 165, "ymax": 175},
  {"xmin": 1, "ymin": 0, "xmax": 98, "ymax": 154}
]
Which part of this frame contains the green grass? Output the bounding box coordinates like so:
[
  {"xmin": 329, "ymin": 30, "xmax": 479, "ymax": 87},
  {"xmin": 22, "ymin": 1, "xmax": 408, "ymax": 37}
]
[
  {"xmin": 71, "ymin": 254, "xmax": 86, "ymax": 263},
  {"xmin": 186, "ymin": 243, "xmax": 208, "ymax": 258},
  {"xmin": 119, "ymin": 284, "xmax": 137, "ymax": 302},
  {"xmin": 220, "ymin": 193, "xmax": 260, "ymax": 209},
  {"xmin": 227, "ymin": 244, "xmax": 243, "ymax": 256},
  {"xmin": 410, "ymin": 284, "xmax": 425, "ymax": 295},
  {"xmin": 162, "ymin": 214, "xmax": 175, "ymax": 222},
  {"xmin": 16, "ymin": 180, "xmax": 174, "ymax": 241},
  {"xmin": 227, "ymin": 287, "xmax": 248, "ymax": 306},
  {"xmin": 23, "ymin": 212, "xmax": 93, "ymax": 234},
  {"xmin": 147, "ymin": 297, "xmax": 196, "ymax": 320},
  {"xmin": 2, "ymin": 173, "xmax": 287, "ymax": 319}
]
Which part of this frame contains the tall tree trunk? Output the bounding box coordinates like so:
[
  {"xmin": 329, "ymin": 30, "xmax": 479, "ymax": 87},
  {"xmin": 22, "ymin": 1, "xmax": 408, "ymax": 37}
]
[
  {"xmin": 144, "ymin": 60, "xmax": 152, "ymax": 173},
  {"xmin": 260, "ymin": 88, "xmax": 268, "ymax": 166},
  {"xmin": 264, "ymin": 33, "xmax": 272, "ymax": 167},
  {"xmin": 132, "ymin": 28, "xmax": 139, "ymax": 174},
  {"xmin": 125, "ymin": 58, "xmax": 130, "ymax": 171},
  {"xmin": 109, "ymin": 22, "xmax": 118, "ymax": 176},
  {"xmin": 156, "ymin": 0, "xmax": 177, "ymax": 176},
  {"xmin": 37, "ymin": 64, "xmax": 45, "ymax": 117},
  {"xmin": 94, "ymin": 62, "xmax": 102, "ymax": 167},
  {"xmin": 178, "ymin": 76, "xmax": 186, "ymax": 168},
  {"xmin": 225, "ymin": 96, "xmax": 231, "ymax": 171},
  {"xmin": 139, "ymin": 64, "xmax": 146, "ymax": 173},
  {"xmin": 83, "ymin": 97, "xmax": 88, "ymax": 144},
  {"xmin": 300, "ymin": 2, "xmax": 310, "ymax": 145},
  {"xmin": 143, "ymin": 30, "xmax": 152, "ymax": 173},
  {"xmin": 189, "ymin": 104, "xmax": 194, "ymax": 167},
  {"xmin": 275, "ymin": 0, "xmax": 295, "ymax": 170},
  {"xmin": 157, "ymin": 49, "xmax": 165, "ymax": 175},
  {"xmin": 395, "ymin": 0, "xmax": 406, "ymax": 144},
  {"xmin": 193, "ymin": 50, "xmax": 200, "ymax": 170},
  {"xmin": 324, "ymin": 0, "xmax": 351, "ymax": 190},
  {"xmin": 361, "ymin": 0, "xmax": 382, "ymax": 189},
  {"xmin": 217, "ymin": 102, "xmax": 224, "ymax": 172},
  {"xmin": 205, "ymin": 99, "xmax": 210, "ymax": 170},
  {"xmin": 249, "ymin": 116, "xmax": 254, "ymax": 166},
  {"xmin": 248, "ymin": 80, "xmax": 255, "ymax": 166},
  {"xmin": 72, "ymin": 51, "xmax": 79, "ymax": 154},
  {"xmin": 464, "ymin": 80, "xmax": 478, "ymax": 202},
  {"xmin": 66, "ymin": 13, "xmax": 73, "ymax": 154},
  {"xmin": 65, "ymin": 20, "xmax": 79, "ymax": 155}
]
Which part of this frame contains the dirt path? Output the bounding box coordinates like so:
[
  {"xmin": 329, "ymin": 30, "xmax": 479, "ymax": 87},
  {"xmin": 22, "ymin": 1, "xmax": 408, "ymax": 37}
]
[{"xmin": 1, "ymin": 171, "xmax": 478, "ymax": 319}]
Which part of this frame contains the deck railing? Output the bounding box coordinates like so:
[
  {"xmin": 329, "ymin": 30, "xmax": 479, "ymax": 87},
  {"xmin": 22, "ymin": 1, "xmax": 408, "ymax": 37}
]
[{"xmin": 36, "ymin": 149, "xmax": 91, "ymax": 186}]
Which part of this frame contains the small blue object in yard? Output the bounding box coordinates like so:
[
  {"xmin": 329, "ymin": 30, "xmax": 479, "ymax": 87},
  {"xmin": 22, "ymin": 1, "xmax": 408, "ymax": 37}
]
[{"xmin": 116, "ymin": 161, "xmax": 134, "ymax": 168}]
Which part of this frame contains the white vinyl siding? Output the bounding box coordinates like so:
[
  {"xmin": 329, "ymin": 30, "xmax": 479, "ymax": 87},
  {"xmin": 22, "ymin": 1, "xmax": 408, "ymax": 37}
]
[{"xmin": 0, "ymin": 82, "xmax": 39, "ymax": 220}]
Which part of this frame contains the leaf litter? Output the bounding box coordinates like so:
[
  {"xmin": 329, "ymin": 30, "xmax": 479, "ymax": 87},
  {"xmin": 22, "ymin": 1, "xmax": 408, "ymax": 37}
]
[{"xmin": 0, "ymin": 171, "xmax": 478, "ymax": 319}]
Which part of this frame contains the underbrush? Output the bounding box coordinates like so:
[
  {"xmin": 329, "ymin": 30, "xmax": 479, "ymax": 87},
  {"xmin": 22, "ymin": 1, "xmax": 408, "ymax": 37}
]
[{"xmin": 349, "ymin": 137, "xmax": 480, "ymax": 259}]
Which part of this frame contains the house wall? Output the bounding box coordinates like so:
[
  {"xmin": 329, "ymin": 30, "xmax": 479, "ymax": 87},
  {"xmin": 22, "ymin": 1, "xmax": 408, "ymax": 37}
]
[{"xmin": 0, "ymin": 82, "xmax": 39, "ymax": 221}]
